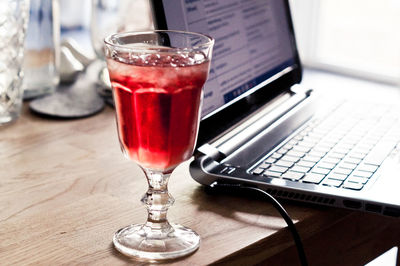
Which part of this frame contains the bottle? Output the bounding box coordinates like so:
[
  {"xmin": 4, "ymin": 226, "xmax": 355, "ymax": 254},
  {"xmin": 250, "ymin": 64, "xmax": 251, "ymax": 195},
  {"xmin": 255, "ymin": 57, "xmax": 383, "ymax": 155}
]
[{"xmin": 23, "ymin": 0, "xmax": 60, "ymax": 99}]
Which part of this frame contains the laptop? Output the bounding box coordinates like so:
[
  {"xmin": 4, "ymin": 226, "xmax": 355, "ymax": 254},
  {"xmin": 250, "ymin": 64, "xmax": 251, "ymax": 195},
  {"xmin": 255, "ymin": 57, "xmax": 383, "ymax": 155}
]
[{"xmin": 150, "ymin": 0, "xmax": 400, "ymax": 217}]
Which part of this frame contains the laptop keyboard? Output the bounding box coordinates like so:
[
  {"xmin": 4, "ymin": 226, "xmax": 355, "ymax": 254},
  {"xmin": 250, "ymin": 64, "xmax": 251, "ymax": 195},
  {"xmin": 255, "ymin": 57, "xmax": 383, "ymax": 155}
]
[{"xmin": 250, "ymin": 101, "xmax": 400, "ymax": 191}]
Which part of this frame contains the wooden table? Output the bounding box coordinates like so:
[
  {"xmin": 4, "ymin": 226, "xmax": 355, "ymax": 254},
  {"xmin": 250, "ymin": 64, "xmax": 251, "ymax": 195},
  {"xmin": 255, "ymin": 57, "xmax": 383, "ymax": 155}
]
[{"xmin": 1, "ymin": 70, "xmax": 399, "ymax": 265}]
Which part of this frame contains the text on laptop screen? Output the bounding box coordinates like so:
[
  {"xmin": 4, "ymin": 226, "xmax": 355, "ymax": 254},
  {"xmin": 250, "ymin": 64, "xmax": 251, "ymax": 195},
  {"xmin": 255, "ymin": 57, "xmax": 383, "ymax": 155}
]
[{"xmin": 161, "ymin": 0, "xmax": 296, "ymax": 118}]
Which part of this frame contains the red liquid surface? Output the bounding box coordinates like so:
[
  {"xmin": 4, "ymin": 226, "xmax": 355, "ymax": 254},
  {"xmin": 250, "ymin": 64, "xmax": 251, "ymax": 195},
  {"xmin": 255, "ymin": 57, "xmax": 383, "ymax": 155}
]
[{"xmin": 107, "ymin": 54, "xmax": 210, "ymax": 171}]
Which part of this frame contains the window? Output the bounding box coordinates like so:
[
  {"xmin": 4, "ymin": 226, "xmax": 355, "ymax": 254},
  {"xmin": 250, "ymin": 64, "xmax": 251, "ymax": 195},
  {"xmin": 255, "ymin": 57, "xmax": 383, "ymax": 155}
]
[{"xmin": 290, "ymin": 0, "xmax": 400, "ymax": 84}]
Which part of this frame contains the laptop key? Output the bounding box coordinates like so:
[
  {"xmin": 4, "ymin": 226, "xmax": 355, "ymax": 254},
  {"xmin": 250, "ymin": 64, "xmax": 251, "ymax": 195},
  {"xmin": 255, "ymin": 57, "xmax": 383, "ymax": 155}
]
[
  {"xmin": 322, "ymin": 178, "xmax": 343, "ymax": 187},
  {"xmin": 302, "ymin": 173, "xmax": 325, "ymax": 184},
  {"xmin": 290, "ymin": 165, "xmax": 310, "ymax": 173},
  {"xmin": 343, "ymin": 157, "xmax": 362, "ymax": 165},
  {"xmin": 303, "ymin": 155, "xmax": 321, "ymax": 163},
  {"xmin": 277, "ymin": 147, "xmax": 290, "ymax": 154},
  {"xmin": 280, "ymin": 155, "xmax": 300, "ymax": 162},
  {"xmin": 334, "ymin": 167, "xmax": 353, "ymax": 175},
  {"xmin": 327, "ymin": 173, "xmax": 348, "ymax": 181},
  {"xmin": 275, "ymin": 160, "xmax": 294, "ymax": 168},
  {"xmin": 296, "ymin": 160, "xmax": 316, "ymax": 168},
  {"xmin": 329, "ymin": 152, "xmax": 346, "ymax": 159},
  {"xmin": 286, "ymin": 150, "xmax": 306, "ymax": 158},
  {"xmin": 268, "ymin": 165, "xmax": 289, "ymax": 173},
  {"xmin": 352, "ymin": 170, "xmax": 373, "ymax": 178},
  {"xmin": 252, "ymin": 167, "xmax": 264, "ymax": 175},
  {"xmin": 296, "ymin": 140, "xmax": 316, "ymax": 149},
  {"xmin": 338, "ymin": 162, "xmax": 358, "ymax": 170},
  {"xmin": 308, "ymin": 150, "xmax": 327, "ymax": 158},
  {"xmin": 342, "ymin": 181, "xmax": 364, "ymax": 190},
  {"xmin": 316, "ymin": 161, "xmax": 336, "ymax": 170},
  {"xmin": 356, "ymin": 163, "xmax": 378, "ymax": 173},
  {"xmin": 270, "ymin": 152, "xmax": 283, "ymax": 160},
  {"xmin": 258, "ymin": 162, "xmax": 271, "ymax": 169},
  {"xmin": 282, "ymin": 171, "xmax": 304, "ymax": 181},
  {"xmin": 312, "ymin": 167, "xmax": 331, "ymax": 175},
  {"xmin": 347, "ymin": 152, "xmax": 366, "ymax": 160},
  {"xmin": 265, "ymin": 157, "xmax": 277, "ymax": 164},
  {"xmin": 292, "ymin": 146, "xmax": 311, "ymax": 153},
  {"xmin": 347, "ymin": 175, "xmax": 369, "ymax": 184},
  {"xmin": 263, "ymin": 170, "xmax": 282, "ymax": 178}
]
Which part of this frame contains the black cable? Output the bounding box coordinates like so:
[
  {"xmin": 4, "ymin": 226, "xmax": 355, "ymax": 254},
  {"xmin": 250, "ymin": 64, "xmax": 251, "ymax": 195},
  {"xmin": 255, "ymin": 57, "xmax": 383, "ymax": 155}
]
[{"xmin": 209, "ymin": 182, "xmax": 308, "ymax": 266}]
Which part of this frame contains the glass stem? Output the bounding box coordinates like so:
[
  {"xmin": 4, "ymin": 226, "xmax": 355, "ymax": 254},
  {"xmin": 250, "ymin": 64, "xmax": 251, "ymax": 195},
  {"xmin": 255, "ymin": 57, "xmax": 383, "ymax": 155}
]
[{"xmin": 141, "ymin": 168, "xmax": 175, "ymax": 234}]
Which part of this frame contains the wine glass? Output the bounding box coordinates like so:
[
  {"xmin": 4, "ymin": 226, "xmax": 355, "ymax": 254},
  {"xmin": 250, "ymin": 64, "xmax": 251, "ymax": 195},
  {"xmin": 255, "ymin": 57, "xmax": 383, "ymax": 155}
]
[{"xmin": 104, "ymin": 30, "xmax": 214, "ymax": 261}]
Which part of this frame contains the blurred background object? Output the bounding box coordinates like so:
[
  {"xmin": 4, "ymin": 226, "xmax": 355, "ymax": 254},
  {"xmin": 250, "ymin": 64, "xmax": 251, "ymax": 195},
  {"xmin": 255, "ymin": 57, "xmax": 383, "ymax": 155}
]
[
  {"xmin": 60, "ymin": 0, "xmax": 91, "ymax": 32},
  {"xmin": 90, "ymin": 0, "xmax": 153, "ymax": 97},
  {"xmin": 28, "ymin": 0, "xmax": 154, "ymax": 118},
  {"xmin": 290, "ymin": 0, "xmax": 400, "ymax": 85},
  {"xmin": 91, "ymin": 0, "xmax": 153, "ymax": 59},
  {"xmin": 23, "ymin": 0, "xmax": 60, "ymax": 99},
  {"xmin": 0, "ymin": 0, "xmax": 30, "ymax": 125}
]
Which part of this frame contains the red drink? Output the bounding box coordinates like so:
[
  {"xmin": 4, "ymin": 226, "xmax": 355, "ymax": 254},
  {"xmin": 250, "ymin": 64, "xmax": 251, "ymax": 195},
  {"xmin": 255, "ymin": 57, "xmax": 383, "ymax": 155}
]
[{"xmin": 107, "ymin": 53, "xmax": 210, "ymax": 172}]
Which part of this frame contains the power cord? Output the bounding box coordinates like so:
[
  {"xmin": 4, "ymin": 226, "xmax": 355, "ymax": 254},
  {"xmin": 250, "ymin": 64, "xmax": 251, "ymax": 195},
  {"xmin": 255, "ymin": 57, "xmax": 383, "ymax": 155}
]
[{"xmin": 208, "ymin": 182, "xmax": 308, "ymax": 266}]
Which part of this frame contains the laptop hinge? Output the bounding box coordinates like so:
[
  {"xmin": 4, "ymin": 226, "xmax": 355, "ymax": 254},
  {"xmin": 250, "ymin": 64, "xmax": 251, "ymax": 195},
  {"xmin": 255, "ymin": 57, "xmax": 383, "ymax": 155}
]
[{"xmin": 197, "ymin": 143, "xmax": 226, "ymax": 163}]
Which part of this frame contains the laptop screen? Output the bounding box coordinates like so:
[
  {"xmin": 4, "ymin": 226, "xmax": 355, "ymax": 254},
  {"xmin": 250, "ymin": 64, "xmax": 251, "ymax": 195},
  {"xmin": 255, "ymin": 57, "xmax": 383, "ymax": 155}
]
[{"xmin": 156, "ymin": 0, "xmax": 297, "ymax": 119}]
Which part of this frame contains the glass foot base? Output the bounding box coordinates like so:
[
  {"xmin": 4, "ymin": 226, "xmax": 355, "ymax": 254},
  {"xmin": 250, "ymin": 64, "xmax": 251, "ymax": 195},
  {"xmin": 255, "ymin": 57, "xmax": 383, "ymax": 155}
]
[{"xmin": 113, "ymin": 223, "xmax": 200, "ymax": 261}]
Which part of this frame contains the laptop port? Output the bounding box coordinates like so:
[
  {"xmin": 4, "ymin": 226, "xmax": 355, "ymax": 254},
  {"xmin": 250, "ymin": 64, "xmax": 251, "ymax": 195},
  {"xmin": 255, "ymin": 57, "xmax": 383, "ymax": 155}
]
[
  {"xmin": 365, "ymin": 203, "xmax": 382, "ymax": 213},
  {"xmin": 383, "ymin": 207, "xmax": 400, "ymax": 217},
  {"xmin": 343, "ymin": 200, "xmax": 362, "ymax": 209}
]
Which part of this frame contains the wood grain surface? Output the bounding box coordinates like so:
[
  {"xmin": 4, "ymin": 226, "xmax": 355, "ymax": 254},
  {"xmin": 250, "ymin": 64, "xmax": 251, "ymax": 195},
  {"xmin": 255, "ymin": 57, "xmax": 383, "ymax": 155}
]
[{"xmin": 1, "ymin": 101, "xmax": 399, "ymax": 265}]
